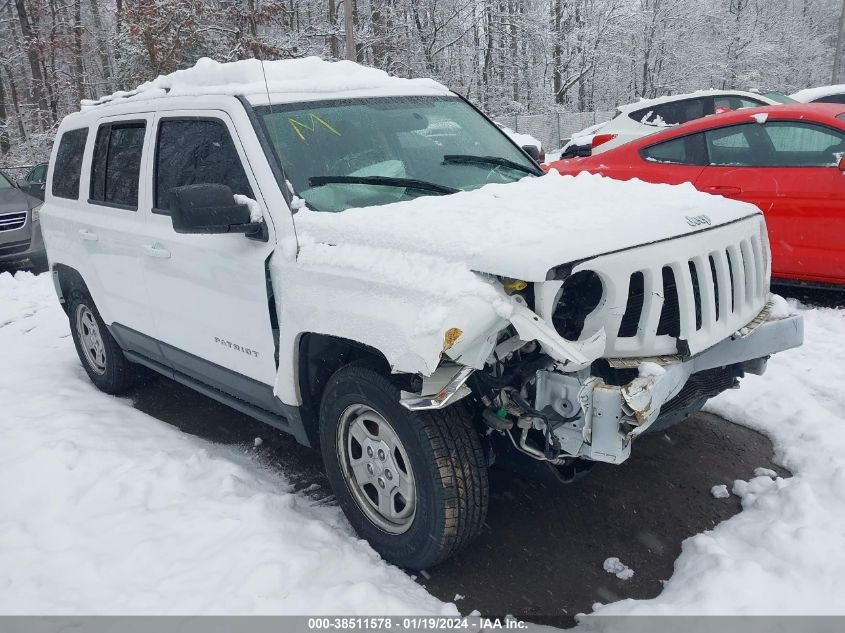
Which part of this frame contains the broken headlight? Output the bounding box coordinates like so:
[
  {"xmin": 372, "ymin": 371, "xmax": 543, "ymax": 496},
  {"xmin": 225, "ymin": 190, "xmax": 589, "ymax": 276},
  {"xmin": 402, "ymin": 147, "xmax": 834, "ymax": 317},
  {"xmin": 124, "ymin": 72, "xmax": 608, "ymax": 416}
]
[{"xmin": 552, "ymin": 270, "xmax": 604, "ymax": 340}]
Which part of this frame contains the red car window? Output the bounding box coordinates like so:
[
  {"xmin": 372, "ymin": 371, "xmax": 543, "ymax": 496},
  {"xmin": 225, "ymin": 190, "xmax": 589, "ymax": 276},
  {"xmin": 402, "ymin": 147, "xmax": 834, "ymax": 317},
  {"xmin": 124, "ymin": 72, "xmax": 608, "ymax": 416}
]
[
  {"xmin": 641, "ymin": 132, "xmax": 707, "ymax": 165},
  {"xmin": 703, "ymin": 121, "xmax": 845, "ymax": 167}
]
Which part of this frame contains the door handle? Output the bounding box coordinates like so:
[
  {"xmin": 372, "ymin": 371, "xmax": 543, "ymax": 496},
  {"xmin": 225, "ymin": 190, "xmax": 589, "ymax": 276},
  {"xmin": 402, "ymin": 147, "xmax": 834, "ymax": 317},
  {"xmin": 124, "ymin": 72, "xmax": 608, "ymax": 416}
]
[
  {"xmin": 142, "ymin": 244, "xmax": 171, "ymax": 259},
  {"xmin": 78, "ymin": 229, "xmax": 98, "ymax": 242},
  {"xmin": 703, "ymin": 185, "xmax": 742, "ymax": 195}
]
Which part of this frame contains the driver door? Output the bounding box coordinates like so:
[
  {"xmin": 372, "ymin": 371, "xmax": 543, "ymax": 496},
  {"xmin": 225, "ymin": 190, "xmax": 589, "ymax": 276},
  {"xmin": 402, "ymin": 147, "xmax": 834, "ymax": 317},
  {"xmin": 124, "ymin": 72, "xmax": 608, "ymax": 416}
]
[{"xmin": 140, "ymin": 110, "xmax": 279, "ymax": 386}]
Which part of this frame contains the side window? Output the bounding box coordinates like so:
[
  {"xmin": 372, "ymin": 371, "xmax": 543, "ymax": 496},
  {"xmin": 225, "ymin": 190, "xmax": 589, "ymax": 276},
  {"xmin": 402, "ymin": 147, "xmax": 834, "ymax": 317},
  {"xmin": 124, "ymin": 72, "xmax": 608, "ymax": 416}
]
[
  {"xmin": 814, "ymin": 94, "xmax": 845, "ymax": 105},
  {"xmin": 640, "ymin": 133, "xmax": 707, "ymax": 165},
  {"xmin": 631, "ymin": 98, "xmax": 707, "ymax": 127},
  {"xmin": 713, "ymin": 96, "xmax": 764, "ymax": 111},
  {"xmin": 762, "ymin": 121, "xmax": 845, "ymax": 167},
  {"xmin": 154, "ymin": 119, "xmax": 253, "ymax": 214},
  {"xmin": 90, "ymin": 122, "xmax": 146, "ymax": 209},
  {"xmin": 28, "ymin": 164, "xmax": 47, "ymax": 183},
  {"xmin": 704, "ymin": 124, "xmax": 769, "ymax": 166},
  {"xmin": 51, "ymin": 128, "xmax": 88, "ymax": 199}
]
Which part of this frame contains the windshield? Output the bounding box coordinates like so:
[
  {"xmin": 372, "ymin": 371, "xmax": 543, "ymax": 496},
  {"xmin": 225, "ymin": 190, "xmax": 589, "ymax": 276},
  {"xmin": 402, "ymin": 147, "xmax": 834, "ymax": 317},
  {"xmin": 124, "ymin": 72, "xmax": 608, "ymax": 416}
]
[
  {"xmin": 762, "ymin": 91, "xmax": 797, "ymax": 104},
  {"xmin": 255, "ymin": 95, "xmax": 540, "ymax": 212},
  {"xmin": 0, "ymin": 171, "xmax": 13, "ymax": 189}
]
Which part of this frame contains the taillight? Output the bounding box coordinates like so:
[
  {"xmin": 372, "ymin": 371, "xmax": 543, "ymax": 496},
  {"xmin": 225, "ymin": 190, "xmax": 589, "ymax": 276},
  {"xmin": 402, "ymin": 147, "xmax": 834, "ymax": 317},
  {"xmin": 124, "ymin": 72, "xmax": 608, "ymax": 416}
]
[{"xmin": 591, "ymin": 133, "xmax": 617, "ymax": 149}]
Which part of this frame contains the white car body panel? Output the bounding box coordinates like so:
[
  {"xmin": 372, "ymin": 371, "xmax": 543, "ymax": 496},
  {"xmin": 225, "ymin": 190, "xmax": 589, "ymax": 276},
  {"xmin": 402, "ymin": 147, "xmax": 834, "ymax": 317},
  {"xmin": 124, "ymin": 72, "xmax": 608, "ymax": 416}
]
[{"xmin": 43, "ymin": 113, "xmax": 157, "ymax": 336}]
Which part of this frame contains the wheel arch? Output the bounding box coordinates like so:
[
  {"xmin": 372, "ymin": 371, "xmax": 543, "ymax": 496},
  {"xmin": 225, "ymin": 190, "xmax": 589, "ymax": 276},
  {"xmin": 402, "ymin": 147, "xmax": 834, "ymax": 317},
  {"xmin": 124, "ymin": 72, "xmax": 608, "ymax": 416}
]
[
  {"xmin": 296, "ymin": 332, "xmax": 396, "ymax": 448},
  {"xmin": 52, "ymin": 263, "xmax": 91, "ymax": 315}
]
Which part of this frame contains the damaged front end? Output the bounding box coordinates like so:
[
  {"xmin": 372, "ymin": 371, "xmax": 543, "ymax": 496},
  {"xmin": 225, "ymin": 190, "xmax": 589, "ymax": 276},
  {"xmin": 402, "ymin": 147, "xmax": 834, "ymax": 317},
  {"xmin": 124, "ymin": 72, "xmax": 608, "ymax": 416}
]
[
  {"xmin": 402, "ymin": 295, "xmax": 801, "ymax": 470},
  {"xmin": 399, "ymin": 217, "xmax": 804, "ymax": 470}
]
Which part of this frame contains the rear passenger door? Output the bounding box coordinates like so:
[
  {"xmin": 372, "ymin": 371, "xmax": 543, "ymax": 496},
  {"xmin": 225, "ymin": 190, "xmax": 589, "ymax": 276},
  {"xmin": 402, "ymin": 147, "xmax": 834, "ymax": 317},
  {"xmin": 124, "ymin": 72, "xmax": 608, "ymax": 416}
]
[
  {"xmin": 79, "ymin": 115, "xmax": 155, "ymax": 336},
  {"xmin": 140, "ymin": 111, "xmax": 278, "ymax": 387}
]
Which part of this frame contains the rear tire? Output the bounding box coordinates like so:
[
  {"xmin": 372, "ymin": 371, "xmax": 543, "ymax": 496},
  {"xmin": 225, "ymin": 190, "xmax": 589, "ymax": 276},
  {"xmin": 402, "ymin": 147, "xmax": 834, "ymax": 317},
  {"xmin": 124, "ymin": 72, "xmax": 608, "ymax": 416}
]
[
  {"xmin": 67, "ymin": 289, "xmax": 139, "ymax": 394},
  {"xmin": 320, "ymin": 361, "xmax": 489, "ymax": 570}
]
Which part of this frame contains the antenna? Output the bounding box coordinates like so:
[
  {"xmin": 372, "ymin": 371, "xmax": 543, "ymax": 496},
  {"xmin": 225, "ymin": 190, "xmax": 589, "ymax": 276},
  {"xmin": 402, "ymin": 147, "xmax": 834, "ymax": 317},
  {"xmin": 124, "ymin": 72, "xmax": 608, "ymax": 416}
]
[{"xmin": 259, "ymin": 57, "xmax": 272, "ymax": 108}]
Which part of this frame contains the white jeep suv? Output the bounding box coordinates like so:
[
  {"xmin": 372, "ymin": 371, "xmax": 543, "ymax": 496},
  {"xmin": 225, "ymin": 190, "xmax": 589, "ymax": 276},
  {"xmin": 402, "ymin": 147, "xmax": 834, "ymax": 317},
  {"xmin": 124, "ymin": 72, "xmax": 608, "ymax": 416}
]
[{"xmin": 41, "ymin": 58, "xmax": 803, "ymax": 570}]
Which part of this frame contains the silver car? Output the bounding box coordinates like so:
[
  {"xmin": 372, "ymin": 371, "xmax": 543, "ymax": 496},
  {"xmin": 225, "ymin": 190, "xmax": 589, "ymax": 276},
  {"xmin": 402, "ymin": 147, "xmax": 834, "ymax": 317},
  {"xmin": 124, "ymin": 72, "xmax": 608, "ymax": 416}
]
[{"xmin": 0, "ymin": 169, "xmax": 46, "ymax": 270}]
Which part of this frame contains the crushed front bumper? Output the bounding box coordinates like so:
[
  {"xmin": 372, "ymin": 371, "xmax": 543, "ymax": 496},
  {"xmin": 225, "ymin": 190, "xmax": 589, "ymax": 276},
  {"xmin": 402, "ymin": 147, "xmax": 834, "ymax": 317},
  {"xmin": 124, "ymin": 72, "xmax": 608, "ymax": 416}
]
[{"xmin": 536, "ymin": 310, "xmax": 804, "ymax": 464}]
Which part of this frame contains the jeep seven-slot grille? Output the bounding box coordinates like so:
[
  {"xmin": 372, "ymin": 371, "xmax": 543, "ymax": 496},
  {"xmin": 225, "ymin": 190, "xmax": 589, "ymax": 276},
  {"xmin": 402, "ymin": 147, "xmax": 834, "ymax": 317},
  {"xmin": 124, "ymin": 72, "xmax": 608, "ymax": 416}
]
[
  {"xmin": 615, "ymin": 236, "xmax": 766, "ymax": 346},
  {"xmin": 555, "ymin": 218, "xmax": 770, "ymax": 359},
  {"xmin": 0, "ymin": 211, "xmax": 27, "ymax": 232}
]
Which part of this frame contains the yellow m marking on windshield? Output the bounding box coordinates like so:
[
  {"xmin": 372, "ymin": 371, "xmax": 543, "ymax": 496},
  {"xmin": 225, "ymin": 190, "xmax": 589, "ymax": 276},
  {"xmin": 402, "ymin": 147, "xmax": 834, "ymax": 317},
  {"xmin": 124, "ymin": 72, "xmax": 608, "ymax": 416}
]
[{"xmin": 288, "ymin": 114, "xmax": 341, "ymax": 141}]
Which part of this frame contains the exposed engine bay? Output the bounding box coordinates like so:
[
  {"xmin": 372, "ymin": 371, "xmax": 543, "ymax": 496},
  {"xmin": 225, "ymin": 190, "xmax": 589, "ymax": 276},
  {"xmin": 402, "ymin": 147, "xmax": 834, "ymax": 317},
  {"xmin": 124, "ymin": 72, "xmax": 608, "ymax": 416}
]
[{"xmin": 401, "ymin": 285, "xmax": 803, "ymax": 470}]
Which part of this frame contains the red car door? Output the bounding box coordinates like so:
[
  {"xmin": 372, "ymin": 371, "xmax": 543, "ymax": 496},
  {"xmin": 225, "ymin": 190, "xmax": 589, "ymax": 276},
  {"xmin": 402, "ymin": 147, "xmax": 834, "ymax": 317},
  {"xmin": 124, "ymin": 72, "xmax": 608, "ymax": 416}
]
[{"xmin": 695, "ymin": 120, "xmax": 845, "ymax": 284}]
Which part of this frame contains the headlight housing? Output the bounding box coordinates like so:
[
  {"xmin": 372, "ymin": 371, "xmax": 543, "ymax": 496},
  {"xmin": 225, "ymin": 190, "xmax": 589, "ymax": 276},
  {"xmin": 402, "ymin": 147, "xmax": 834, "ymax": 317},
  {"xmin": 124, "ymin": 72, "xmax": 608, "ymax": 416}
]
[
  {"xmin": 30, "ymin": 204, "xmax": 43, "ymax": 222},
  {"xmin": 552, "ymin": 270, "xmax": 604, "ymax": 340}
]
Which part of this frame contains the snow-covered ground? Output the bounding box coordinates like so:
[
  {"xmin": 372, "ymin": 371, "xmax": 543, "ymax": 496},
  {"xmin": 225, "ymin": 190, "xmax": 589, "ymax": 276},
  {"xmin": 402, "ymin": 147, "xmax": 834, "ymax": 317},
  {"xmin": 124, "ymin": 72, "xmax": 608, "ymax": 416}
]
[
  {"xmin": 0, "ymin": 271, "xmax": 456, "ymax": 616},
  {"xmin": 595, "ymin": 298, "xmax": 845, "ymax": 617},
  {"xmin": 2, "ymin": 270, "xmax": 845, "ymax": 619}
]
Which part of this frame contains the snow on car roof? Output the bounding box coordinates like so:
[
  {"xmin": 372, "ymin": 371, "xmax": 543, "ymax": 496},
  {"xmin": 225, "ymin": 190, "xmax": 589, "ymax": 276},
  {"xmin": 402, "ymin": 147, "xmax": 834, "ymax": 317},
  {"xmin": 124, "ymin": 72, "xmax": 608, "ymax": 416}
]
[
  {"xmin": 81, "ymin": 57, "xmax": 452, "ymax": 110},
  {"xmin": 615, "ymin": 89, "xmax": 775, "ymax": 112},
  {"xmin": 790, "ymin": 83, "xmax": 845, "ymax": 103}
]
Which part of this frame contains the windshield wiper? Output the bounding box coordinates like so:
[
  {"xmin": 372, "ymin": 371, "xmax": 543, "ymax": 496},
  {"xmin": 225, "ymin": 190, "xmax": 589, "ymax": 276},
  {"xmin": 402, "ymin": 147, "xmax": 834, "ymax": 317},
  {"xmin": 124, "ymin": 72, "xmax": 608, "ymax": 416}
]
[
  {"xmin": 308, "ymin": 176, "xmax": 459, "ymax": 195},
  {"xmin": 442, "ymin": 154, "xmax": 539, "ymax": 175}
]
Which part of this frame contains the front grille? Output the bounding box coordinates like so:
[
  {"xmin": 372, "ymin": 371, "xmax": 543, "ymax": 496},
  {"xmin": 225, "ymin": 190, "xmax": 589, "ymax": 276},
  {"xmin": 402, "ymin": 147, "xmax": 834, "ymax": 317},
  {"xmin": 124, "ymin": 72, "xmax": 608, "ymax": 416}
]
[
  {"xmin": 0, "ymin": 239, "xmax": 31, "ymax": 256},
  {"xmin": 0, "ymin": 211, "xmax": 27, "ymax": 232},
  {"xmin": 554, "ymin": 217, "xmax": 770, "ymax": 358},
  {"xmin": 614, "ymin": 236, "xmax": 767, "ymax": 348}
]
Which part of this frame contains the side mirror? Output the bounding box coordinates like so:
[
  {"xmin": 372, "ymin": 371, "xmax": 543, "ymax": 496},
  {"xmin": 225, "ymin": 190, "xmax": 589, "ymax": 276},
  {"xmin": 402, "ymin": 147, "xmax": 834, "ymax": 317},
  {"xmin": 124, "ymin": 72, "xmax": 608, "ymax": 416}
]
[
  {"xmin": 838, "ymin": 155, "xmax": 845, "ymax": 171},
  {"xmin": 169, "ymin": 184, "xmax": 266, "ymax": 240},
  {"xmin": 522, "ymin": 144, "xmax": 541, "ymax": 161}
]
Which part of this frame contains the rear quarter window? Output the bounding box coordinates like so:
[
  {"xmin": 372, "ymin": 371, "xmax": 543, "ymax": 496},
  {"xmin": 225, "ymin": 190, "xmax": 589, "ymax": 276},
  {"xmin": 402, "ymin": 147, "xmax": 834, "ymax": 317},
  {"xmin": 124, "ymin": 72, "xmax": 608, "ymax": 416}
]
[
  {"xmin": 640, "ymin": 133, "xmax": 707, "ymax": 165},
  {"xmin": 51, "ymin": 128, "xmax": 88, "ymax": 199},
  {"xmin": 630, "ymin": 98, "xmax": 707, "ymax": 127},
  {"xmin": 815, "ymin": 94, "xmax": 845, "ymax": 105}
]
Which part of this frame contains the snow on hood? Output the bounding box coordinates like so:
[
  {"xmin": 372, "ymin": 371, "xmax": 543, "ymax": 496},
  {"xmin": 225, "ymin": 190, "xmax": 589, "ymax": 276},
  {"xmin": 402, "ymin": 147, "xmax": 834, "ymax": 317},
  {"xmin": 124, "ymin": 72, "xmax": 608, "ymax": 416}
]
[
  {"xmin": 293, "ymin": 171, "xmax": 761, "ymax": 282},
  {"xmin": 82, "ymin": 57, "xmax": 450, "ymax": 109}
]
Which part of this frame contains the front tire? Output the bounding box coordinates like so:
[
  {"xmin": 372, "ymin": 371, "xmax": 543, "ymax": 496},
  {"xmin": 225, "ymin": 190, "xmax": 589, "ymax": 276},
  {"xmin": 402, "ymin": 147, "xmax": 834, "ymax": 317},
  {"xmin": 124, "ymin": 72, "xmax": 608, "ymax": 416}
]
[
  {"xmin": 68, "ymin": 290, "xmax": 138, "ymax": 394},
  {"xmin": 320, "ymin": 362, "xmax": 489, "ymax": 570}
]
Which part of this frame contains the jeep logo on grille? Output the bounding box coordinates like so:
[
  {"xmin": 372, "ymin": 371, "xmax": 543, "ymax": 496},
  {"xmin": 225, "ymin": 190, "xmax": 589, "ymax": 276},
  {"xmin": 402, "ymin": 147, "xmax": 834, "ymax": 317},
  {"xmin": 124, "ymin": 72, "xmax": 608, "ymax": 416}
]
[{"xmin": 686, "ymin": 214, "xmax": 712, "ymax": 227}]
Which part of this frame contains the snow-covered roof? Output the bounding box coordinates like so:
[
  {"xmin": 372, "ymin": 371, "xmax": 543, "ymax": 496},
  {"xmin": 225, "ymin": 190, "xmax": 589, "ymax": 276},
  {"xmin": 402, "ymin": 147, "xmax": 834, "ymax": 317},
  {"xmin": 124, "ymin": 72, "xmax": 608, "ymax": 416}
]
[
  {"xmin": 616, "ymin": 89, "xmax": 778, "ymax": 113},
  {"xmin": 496, "ymin": 124, "xmax": 542, "ymax": 149},
  {"xmin": 81, "ymin": 57, "xmax": 452, "ymax": 110},
  {"xmin": 790, "ymin": 84, "xmax": 845, "ymax": 103}
]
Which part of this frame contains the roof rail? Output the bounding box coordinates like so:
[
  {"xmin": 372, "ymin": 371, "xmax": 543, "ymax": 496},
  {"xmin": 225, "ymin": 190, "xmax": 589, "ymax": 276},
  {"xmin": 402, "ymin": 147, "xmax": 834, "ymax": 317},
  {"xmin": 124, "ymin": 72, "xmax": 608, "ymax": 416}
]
[{"xmin": 80, "ymin": 86, "xmax": 170, "ymax": 110}]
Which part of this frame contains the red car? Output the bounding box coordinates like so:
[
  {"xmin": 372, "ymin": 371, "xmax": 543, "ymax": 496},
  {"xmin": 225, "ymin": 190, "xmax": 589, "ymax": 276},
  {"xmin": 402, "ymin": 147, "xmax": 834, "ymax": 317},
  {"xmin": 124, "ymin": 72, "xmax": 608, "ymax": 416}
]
[{"xmin": 549, "ymin": 104, "xmax": 845, "ymax": 287}]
